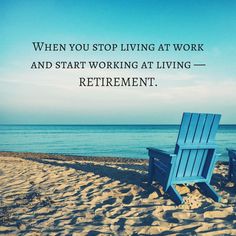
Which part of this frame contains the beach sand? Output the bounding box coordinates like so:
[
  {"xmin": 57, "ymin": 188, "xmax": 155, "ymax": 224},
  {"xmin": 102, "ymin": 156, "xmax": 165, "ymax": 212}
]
[{"xmin": 0, "ymin": 152, "xmax": 236, "ymax": 235}]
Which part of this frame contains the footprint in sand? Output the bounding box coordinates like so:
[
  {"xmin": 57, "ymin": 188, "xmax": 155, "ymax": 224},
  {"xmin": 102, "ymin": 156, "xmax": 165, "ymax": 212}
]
[
  {"xmin": 102, "ymin": 197, "xmax": 116, "ymax": 205},
  {"xmin": 122, "ymin": 195, "xmax": 133, "ymax": 205},
  {"xmin": 172, "ymin": 211, "xmax": 195, "ymax": 220},
  {"xmin": 203, "ymin": 207, "xmax": 233, "ymax": 219},
  {"xmin": 120, "ymin": 188, "xmax": 131, "ymax": 194}
]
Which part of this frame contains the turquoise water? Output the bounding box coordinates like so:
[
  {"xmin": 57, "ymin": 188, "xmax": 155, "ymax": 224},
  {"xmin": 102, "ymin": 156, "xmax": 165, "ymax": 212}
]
[{"xmin": 0, "ymin": 125, "xmax": 235, "ymax": 161}]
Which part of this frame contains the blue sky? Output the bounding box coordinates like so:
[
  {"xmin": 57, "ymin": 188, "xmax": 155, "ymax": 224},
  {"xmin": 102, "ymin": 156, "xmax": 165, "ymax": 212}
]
[{"xmin": 0, "ymin": 0, "xmax": 236, "ymax": 124}]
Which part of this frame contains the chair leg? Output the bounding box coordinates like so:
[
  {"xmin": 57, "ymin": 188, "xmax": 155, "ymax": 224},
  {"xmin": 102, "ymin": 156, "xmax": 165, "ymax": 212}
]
[
  {"xmin": 197, "ymin": 182, "xmax": 221, "ymax": 202},
  {"xmin": 148, "ymin": 156, "xmax": 154, "ymax": 184},
  {"xmin": 166, "ymin": 185, "xmax": 183, "ymax": 205},
  {"xmin": 148, "ymin": 172, "xmax": 153, "ymax": 185},
  {"xmin": 228, "ymin": 163, "xmax": 232, "ymax": 181}
]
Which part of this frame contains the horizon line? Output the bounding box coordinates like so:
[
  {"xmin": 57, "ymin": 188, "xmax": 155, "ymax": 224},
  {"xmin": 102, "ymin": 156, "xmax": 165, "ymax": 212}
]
[{"xmin": 0, "ymin": 123, "xmax": 236, "ymax": 126}]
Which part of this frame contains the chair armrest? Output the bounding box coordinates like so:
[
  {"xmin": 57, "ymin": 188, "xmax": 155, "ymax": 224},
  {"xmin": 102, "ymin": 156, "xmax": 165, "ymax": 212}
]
[
  {"xmin": 147, "ymin": 147, "xmax": 176, "ymax": 164},
  {"xmin": 227, "ymin": 148, "xmax": 236, "ymax": 156},
  {"xmin": 226, "ymin": 148, "xmax": 236, "ymax": 153}
]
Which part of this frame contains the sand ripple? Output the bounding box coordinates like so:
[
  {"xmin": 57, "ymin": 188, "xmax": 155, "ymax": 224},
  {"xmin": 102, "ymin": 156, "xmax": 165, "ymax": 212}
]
[{"xmin": 0, "ymin": 156, "xmax": 236, "ymax": 235}]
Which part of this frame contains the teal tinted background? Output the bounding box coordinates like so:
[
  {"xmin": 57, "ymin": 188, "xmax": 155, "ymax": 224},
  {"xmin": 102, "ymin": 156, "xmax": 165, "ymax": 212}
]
[{"xmin": 0, "ymin": 0, "xmax": 236, "ymax": 124}]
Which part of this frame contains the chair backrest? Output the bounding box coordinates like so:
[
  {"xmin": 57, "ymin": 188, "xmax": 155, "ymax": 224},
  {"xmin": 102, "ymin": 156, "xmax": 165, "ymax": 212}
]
[{"xmin": 172, "ymin": 112, "xmax": 221, "ymax": 182}]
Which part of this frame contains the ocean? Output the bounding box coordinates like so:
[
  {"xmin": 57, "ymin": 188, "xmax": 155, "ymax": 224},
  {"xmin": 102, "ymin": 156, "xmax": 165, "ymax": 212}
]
[{"xmin": 0, "ymin": 125, "xmax": 235, "ymax": 161}]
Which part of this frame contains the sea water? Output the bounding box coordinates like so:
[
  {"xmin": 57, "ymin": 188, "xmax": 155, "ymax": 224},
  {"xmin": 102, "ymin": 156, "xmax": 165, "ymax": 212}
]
[{"xmin": 0, "ymin": 125, "xmax": 235, "ymax": 161}]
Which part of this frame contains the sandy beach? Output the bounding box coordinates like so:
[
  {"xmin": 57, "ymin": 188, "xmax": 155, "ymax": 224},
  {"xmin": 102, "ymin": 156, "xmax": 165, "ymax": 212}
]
[{"xmin": 0, "ymin": 152, "xmax": 235, "ymax": 235}]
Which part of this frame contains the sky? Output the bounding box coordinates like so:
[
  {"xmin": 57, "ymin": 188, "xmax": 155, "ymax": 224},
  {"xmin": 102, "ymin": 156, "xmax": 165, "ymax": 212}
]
[{"xmin": 0, "ymin": 0, "xmax": 236, "ymax": 124}]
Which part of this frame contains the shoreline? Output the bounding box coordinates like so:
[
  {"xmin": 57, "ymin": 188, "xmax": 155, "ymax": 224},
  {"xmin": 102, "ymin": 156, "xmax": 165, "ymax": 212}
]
[
  {"xmin": 0, "ymin": 151, "xmax": 229, "ymax": 165},
  {"xmin": 0, "ymin": 151, "xmax": 147, "ymax": 163}
]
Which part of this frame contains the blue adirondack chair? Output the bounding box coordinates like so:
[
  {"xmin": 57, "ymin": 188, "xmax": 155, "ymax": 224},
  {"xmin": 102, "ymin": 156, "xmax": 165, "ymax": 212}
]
[
  {"xmin": 147, "ymin": 112, "xmax": 221, "ymax": 204},
  {"xmin": 227, "ymin": 148, "xmax": 236, "ymax": 183}
]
